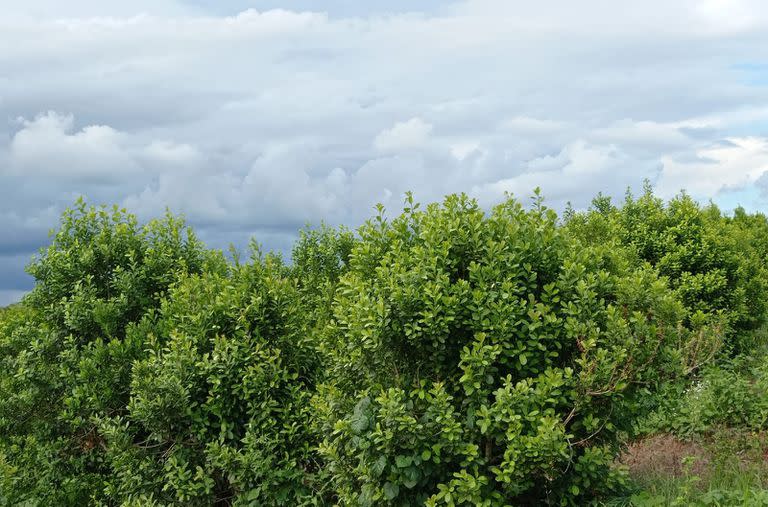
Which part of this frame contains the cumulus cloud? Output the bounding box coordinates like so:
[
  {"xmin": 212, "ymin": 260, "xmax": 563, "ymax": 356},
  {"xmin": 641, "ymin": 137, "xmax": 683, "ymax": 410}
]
[
  {"xmin": 471, "ymin": 141, "xmax": 658, "ymax": 208},
  {"xmin": 7, "ymin": 112, "xmax": 139, "ymax": 182},
  {"xmin": 2, "ymin": 0, "xmax": 768, "ymax": 303},
  {"xmin": 657, "ymin": 137, "xmax": 768, "ymax": 198},
  {"xmin": 374, "ymin": 118, "xmax": 434, "ymax": 152}
]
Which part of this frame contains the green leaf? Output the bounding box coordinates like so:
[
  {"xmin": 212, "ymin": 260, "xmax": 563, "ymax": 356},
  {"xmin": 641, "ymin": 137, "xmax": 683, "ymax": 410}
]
[
  {"xmin": 372, "ymin": 455, "xmax": 387, "ymax": 477},
  {"xmin": 395, "ymin": 455, "xmax": 412, "ymax": 468},
  {"xmin": 383, "ymin": 482, "xmax": 400, "ymax": 500}
]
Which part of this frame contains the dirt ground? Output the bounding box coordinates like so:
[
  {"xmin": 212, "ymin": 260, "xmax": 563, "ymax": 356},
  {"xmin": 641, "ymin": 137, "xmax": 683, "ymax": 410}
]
[{"xmin": 620, "ymin": 434, "xmax": 713, "ymax": 480}]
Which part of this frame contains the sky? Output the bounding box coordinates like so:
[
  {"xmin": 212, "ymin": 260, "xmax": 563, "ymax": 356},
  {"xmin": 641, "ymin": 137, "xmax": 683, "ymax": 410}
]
[{"xmin": 2, "ymin": 0, "xmax": 768, "ymax": 305}]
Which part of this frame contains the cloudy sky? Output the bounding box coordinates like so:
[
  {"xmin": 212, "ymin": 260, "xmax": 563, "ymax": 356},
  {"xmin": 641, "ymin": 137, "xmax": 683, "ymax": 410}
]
[{"xmin": 2, "ymin": 0, "xmax": 768, "ymax": 305}]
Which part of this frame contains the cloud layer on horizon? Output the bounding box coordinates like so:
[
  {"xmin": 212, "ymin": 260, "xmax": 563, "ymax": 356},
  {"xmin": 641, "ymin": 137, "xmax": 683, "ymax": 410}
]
[{"xmin": 2, "ymin": 0, "xmax": 768, "ymax": 305}]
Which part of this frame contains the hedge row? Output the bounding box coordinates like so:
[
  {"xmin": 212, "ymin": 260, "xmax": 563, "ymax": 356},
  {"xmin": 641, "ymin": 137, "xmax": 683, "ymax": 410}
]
[{"xmin": 2, "ymin": 188, "xmax": 767, "ymax": 506}]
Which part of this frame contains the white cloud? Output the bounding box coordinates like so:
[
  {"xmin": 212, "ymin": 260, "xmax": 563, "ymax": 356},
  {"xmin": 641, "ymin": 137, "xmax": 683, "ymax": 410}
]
[
  {"xmin": 471, "ymin": 141, "xmax": 656, "ymax": 207},
  {"xmin": 4, "ymin": 112, "xmax": 207, "ymax": 186},
  {"xmin": 3, "ymin": 1, "xmax": 768, "ymax": 296},
  {"xmin": 450, "ymin": 142, "xmax": 480, "ymax": 160},
  {"xmin": 694, "ymin": 0, "xmax": 765, "ymax": 34},
  {"xmin": 590, "ymin": 120, "xmax": 694, "ymax": 153},
  {"xmin": 657, "ymin": 137, "xmax": 768, "ymax": 198},
  {"xmin": 7, "ymin": 112, "xmax": 138, "ymax": 182},
  {"xmin": 141, "ymin": 141, "xmax": 202, "ymax": 166},
  {"xmin": 500, "ymin": 116, "xmax": 566, "ymax": 135},
  {"xmin": 374, "ymin": 118, "xmax": 434, "ymax": 152}
]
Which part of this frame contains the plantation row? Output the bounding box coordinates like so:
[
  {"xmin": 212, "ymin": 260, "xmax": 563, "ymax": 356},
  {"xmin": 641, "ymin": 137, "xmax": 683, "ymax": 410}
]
[{"xmin": 2, "ymin": 186, "xmax": 768, "ymax": 506}]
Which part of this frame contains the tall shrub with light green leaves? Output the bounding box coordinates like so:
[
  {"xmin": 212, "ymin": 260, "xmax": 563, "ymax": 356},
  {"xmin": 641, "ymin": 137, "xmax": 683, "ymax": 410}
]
[
  {"xmin": 0, "ymin": 203, "xmax": 354, "ymax": 505},
  {"xmin": 0, "ymin": 200, "xmax": 216, "ymax": 504},
  {"xmin": 315, "ymin": 193, "xmax": 707, "ymax": 505},
  {"xmin": 566, "ymin": 185, "xmax": 768, "ymax": 357},
  {"xmin": 96, "ymin": 244, "xmax": 339, "ymax": 505}
]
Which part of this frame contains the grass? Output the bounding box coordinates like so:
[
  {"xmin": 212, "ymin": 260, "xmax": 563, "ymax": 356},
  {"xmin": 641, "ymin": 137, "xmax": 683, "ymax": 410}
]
[
  {"xmin": 599, "ymin": 339, "xmax": 768, "ymax": 506},
  {"xmin": 599, "ymin": 427, "xmax": 768, "ymax": 506}
]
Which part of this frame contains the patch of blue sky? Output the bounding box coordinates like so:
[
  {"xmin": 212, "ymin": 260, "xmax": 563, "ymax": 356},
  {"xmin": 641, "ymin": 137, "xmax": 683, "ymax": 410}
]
[
  {"xmin": 725, "ymin": 120, "xmax": 768, "ymax": 137},
  {"xmin": 732, "ymin": 62, "xmax": 768, "ymax": 86},
  {"xmin": 714, "ymin": 185, "xmax": 765, "ymax": 214}
]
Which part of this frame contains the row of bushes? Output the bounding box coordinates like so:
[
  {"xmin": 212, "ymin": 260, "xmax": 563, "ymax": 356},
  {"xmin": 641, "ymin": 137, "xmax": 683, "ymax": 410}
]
[{"xmin": 2, "ymin": 187, "xmax": 768, "ymax": 505}]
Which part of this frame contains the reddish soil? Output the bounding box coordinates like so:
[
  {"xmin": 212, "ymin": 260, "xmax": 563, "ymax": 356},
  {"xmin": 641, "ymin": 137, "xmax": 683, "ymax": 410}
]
[{"xmin": 620, "ymin": 434, "xmax": 712, "ymax": 480}]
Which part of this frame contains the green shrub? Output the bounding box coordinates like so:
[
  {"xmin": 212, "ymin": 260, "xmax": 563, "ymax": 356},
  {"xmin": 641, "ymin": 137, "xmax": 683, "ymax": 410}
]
[
  {"xmin": 0, "ymin": 201, "xmax": 216, "ymax": 504},
  {"xmin": 4, "ymin": 190, "xmax": 768, "ymax": 506},
  {"xmin": 640, "ymin": 349, "xmax": 768, "ymax": 438},
  {"xmin": 98, "ymin": 251, "xmax": 327, "ymax": 505},
  {"xmin": 26, "ymin": 199, "xmax": 213, "ymax": 340},
  {"xmin": 291, "ymin": 224, "xmax": 356, "ymax": 337},
  {"xmin": 0, "ymin": 204, "xmax": 354, "ymax": 505},
  {"xmin": 315, "ymin": 193, "xmax": 707, "ymax": 505},
  {"xmin": 566, "ymin": 185, "xmax": 768, "ymax": 356}
]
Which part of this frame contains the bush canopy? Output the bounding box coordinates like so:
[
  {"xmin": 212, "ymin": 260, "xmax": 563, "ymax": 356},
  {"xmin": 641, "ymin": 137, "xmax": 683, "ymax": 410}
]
[{"xmin": 1, "ymin": 189, "xmax": 767, "ymax": 506}]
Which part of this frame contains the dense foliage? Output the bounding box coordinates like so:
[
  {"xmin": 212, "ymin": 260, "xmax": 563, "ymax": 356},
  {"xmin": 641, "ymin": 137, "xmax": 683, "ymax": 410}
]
[
  {"xmin": 565, "ymin": 185, "xmax": 768, "ymax": 356},
  {"xmin": 1, "ymin": 201, "xmax": 214, "ymax": 504},
  {"xmin": 2, "ymin": 189, "xmax": 768, "ymax": 505},
  {"xmin": 314, "ymin": 193, "xmax": 714, "ymax": 505}
]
